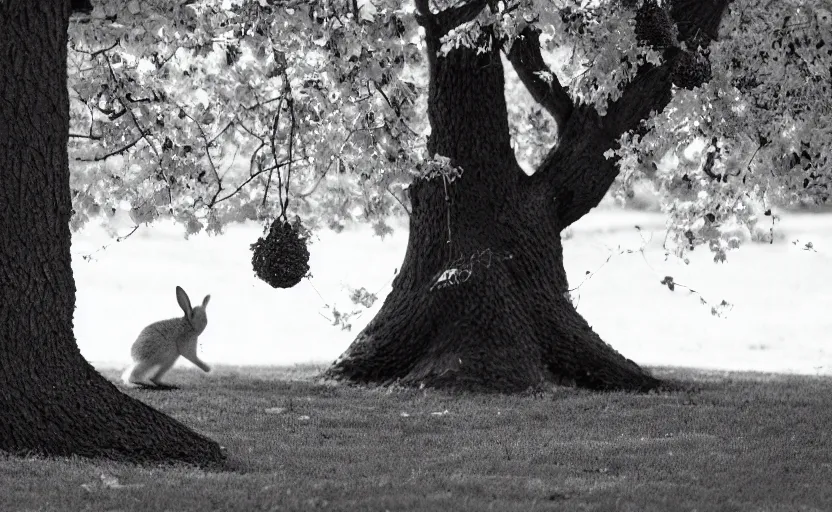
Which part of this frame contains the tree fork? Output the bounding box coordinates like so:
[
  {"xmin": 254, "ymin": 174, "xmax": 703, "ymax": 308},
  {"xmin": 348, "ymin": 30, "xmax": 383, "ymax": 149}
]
[
  {"xmin": 327, "ymin": 166, "xmax": 662, "ymax": 392},
  {"xmin": 328, "ymin": 262, "xmax": 661, "ymax": 392},
  {"xmin": 325, "ymin": 0, "xmax": 667, "ymax": 393}
]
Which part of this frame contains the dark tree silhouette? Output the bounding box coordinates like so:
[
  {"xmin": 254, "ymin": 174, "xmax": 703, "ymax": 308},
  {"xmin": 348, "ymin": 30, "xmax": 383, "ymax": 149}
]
[
  {"xmin": 0, "ymin": 0, "xmax": 223, "ymax": 465},
  {"xmin": 326, "ymin": 0, "xmax": 731, "ymax": 392}
]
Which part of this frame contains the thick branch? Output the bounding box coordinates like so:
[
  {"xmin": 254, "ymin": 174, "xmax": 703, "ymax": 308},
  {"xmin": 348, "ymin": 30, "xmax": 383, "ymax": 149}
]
[
  {"xmin": 530, "ymin": 0, "xmax": 733, "ymax": 229},
  {"xmin": 536, "ymin": 65, "xmax": 672, "ymax": 229},
  {"xmin": 506, "ymin": 26, "xmax": 574, "ymax": 134},
  {"xmin": 528, "ymin": 61, "xmax": 674, "ymax": 230},
  {"xmin": 529, "ymin": 105, "xmax": 621, "ymax": 230},
  {"xmin": 413, "ymin": 0, "xmax": 430, "ymax": 17},
  {"xmin": 604, "ymin": 60, "xmax": 674, "ymax": 138},
  {"xmin": 605, "ymin": 0, "xmax": 734, "ymax": 136}
]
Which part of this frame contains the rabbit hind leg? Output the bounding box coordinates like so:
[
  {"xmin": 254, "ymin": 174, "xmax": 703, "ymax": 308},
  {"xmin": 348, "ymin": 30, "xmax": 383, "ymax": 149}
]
[
  {"xmin": 148, "ymin": 357, "xmax": 178, "ymax": 387},
  {"xmin": 123, "ymin": 360, "xmax": 160, "ymax": 387}
]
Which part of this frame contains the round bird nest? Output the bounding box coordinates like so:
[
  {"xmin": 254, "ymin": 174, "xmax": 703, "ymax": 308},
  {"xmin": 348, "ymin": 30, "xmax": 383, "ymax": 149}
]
[{"xmin": 251, "ymin": 218, "xmax": 310, "ymax": 289}]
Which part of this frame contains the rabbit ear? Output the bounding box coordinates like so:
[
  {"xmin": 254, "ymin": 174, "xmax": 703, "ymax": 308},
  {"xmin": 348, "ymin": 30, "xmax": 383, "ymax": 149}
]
[
  {"xmin": 176, "ymin": 286, "xmax": 193, "ymax": 317},
  {"xmin": 201, "ymin": 295, "xmax": 211, "ymax": 308}
]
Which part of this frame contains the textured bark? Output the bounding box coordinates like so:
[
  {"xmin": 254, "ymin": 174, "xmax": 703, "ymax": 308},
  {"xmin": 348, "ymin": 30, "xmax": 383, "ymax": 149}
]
[
  {"xmin": 326, "ymin": 2, "xmax": 664, "ymax": 392},
  {"xmin": 326, "ymin": 171, "xmax": 661, "ymax": 392},
  {"xmin": 0, "ymin": 1, "xmax": 223, "ymax": 466}
]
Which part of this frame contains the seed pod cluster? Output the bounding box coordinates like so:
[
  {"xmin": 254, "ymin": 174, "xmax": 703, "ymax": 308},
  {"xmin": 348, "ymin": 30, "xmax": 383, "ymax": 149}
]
[
  {"xmin": 671, "ymin": 50, "xmax": 711, "ymax": 90},
  {"xmin": 251, "ymin": 218, "xmax": 310, "ymax": 289},
  {"xmin": 634, "ymin": 2, "xmax": 675, "ymax": 50}
]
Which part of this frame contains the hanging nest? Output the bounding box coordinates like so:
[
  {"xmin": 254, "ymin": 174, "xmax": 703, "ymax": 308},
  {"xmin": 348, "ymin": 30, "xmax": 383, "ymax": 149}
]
[{"xmin": 251, "ymin": 218, "xmax": 310, "ymax": 289}]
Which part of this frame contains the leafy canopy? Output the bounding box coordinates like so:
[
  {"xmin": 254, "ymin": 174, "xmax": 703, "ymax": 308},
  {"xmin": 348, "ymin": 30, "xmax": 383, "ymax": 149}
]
[{"xmin": 68, "ymin": 0, "xmax": 832, "ymax": 260}]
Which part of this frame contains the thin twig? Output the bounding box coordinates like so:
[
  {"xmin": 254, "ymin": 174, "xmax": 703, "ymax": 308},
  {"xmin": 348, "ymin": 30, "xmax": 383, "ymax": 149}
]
[
  {"xmin": 173, "ymin": 102, "xmax": 223, "ymax": 204},
  {"xmin": 386, "ymin": 185, "xmax": 411, "ymax": 215},
  {"xmin": 283, "ymin": 95, "xmax": 296, "ymax": 217},
  {"xmin": 212, "ymin": 158, "xmax": 306, "ymax": 206},
  {"xmin": 75, "ymin": 135, "xmax": 144, "ymax": 161},
  {"xmin": 267, "ymin": 96, "xmax": 286, "ymax": 211},
  {"xmin": 69, "ymin": 132, "xmax": 102, "ymax": 140}
]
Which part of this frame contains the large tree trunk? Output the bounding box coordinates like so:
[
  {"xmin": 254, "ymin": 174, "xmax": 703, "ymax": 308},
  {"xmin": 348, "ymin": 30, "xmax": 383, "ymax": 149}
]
[
  {"xmin": 327, "ymin": 173, "xmax": 661, "ymax": 392},
  {"xmin": 0, "ymin": 1, "xmax": 223, "ymax": 465},
  {"xmin": 326, "ymin": 2, "xmax": 675, "ymax": 392}
]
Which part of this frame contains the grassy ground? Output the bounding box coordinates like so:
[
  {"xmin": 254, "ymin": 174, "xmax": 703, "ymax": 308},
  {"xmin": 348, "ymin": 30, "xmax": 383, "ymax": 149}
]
[{"xmin": 2, "ymin": 366, "xmax": 831, "ymax": 511}]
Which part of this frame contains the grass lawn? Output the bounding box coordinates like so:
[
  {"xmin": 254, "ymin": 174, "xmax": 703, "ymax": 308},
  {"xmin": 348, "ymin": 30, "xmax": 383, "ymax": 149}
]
[{"xmin": 2, "ymin": 366, "xmax": 831, "ymax": 511}]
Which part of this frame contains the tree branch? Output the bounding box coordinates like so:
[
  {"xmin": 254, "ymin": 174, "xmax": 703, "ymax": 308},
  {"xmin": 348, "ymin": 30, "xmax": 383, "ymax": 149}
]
[
  {"xmin": 528, "ymin": 104, "xmax": 620, "ymax": 230},
  {"xmin": 68, "ymin": 132, "xmax": 101, "ymax": 140},
  {"xmin": 173, "ymin": 102, "xmax": 224, "ymax": 206},
  {"xmin": 414, "ymin": 0, "xmax": 433, "ymax": 25},
  {"xmin": 530, "ymin": 1, "xmax": 734, "ymax": 230},
  {"xmin": 605, "ymin": 0, "xmax": 734, "ymax": 135},
  {"xmin": 211, "ymin": 158, "xmax": 305, "ymax": 207},
  {"xmin": 506, "ymin": 26, "xmax": 574, "ymax": 134},
  {"xmin": 603, "ymin": 60, "xmax": 674, "ymax": 137},
  {"xmin": 75, "ymin": 135, "xmax": 145, "ymax": 162}
]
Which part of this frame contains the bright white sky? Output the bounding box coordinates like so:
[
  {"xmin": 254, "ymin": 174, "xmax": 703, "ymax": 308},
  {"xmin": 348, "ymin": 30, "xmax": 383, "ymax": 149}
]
[{"xmin": 72, "ymin": 206, "xmax": 832, "ymax": 378}]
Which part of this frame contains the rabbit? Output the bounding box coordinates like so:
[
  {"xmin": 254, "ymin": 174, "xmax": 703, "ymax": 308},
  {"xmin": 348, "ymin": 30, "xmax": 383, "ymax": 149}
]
[{"xmin": 121, "ymin": 286, "xmax": 212, "ymax": 389}]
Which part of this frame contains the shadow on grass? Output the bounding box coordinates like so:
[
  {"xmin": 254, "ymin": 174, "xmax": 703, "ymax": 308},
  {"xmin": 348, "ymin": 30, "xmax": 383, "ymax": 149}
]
[{"xmin": 2, "ymin": 365, "xmax": 831, "ymax": 511}]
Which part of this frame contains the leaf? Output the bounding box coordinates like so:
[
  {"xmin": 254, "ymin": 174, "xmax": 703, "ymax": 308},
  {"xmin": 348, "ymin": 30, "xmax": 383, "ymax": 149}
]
[
  {"xmin": 64, "ymin": 0, "xmax": 832, "ymax": 249},
  {"xmin": 358, "ymin": 0, "xmax": 378, "ymax": 23},
  {"xmin": 371, "ymin": 220, "xmax": 394, "ymax": 238},
  {"xmin": 660, "ymin": 276, "xmax": 675, "ymax": 292},
  {"xmin": 200, "ymin": 111, "xmax": 215, "ymax": 125}
]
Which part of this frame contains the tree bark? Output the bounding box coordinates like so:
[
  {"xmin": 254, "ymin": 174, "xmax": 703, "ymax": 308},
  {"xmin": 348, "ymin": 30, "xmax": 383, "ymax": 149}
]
[
  {"xmin": 325, "ymin": 2, "xmax": 677, "ymax": 393},
  {"xmin": 326, "ymin": 169, "xmax": 661, "ymax": 391},
  {"xmin": 0, "ymin": 1, "xmax": 223, "ymax": 466}
]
